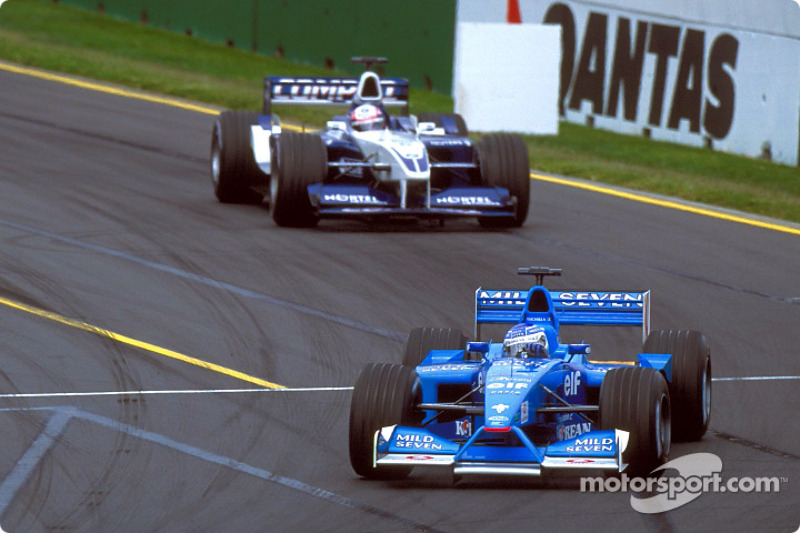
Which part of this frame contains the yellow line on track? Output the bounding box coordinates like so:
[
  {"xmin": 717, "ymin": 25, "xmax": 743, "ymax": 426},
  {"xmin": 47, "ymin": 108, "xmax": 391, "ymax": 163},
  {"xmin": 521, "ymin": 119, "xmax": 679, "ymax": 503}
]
[
  {"xmin": 2, "ymin": 61, "xmax": 795, "ymax": 235},
  {"xmin": 0, "ymin": 61, "xmax": 311, "ymax": 133},
  {"xmin": 531, "ymin": 172, "xmax": 800, "ymax": 237},
  {"xmin": 0, "ymin": 62, "xmax": 221, "ymax": 116},
  {"xmin": 0, "ymin": 295, "xmax": 285, "ymax": 390}
]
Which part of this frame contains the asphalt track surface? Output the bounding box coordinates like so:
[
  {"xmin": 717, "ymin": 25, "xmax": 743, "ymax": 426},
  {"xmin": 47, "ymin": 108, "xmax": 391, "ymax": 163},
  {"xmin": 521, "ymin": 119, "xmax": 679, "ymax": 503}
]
[{"xmin": 0, "ymin": 64, "xmax": 798, "ymax": 532}]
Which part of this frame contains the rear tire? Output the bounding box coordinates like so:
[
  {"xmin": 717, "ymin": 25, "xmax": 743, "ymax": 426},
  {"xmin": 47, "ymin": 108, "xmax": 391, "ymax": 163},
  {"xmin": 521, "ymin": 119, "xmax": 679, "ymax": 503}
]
[
  {"xmin": 270, "ymin": 131, "xmax": 327, "ymax": 227},
  {"xmin": 644, "ymin": 330, "xmax": 711, "ymax": 441},
  {"xmin": 210, "ymin": 111, "xmax": 265, "ymax": 204},
  {"xmin": 402, "ymin": 327, "xmax": 467, "ymax": 367},
  {"xmin": 349, "ymin": 363, "xmax": 420, "ymax": 479},
  {"xmin": 476, "ymin": 134, "xmax": 530, "ymax": 228},
  {"xmin": 600, "ymin": 366, "xmax": 671, "ymax": 477}
]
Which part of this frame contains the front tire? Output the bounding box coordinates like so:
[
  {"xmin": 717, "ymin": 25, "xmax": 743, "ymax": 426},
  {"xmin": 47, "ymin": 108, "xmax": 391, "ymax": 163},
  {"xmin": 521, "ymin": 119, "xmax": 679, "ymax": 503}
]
[
  {"xmin": 644, "ymin": 330, "xmax": 711, "ymax": 441},
  {"xmin": 349, "ymin": 363, "xmax": 420, "ymax": 479},
  {"xmin": 476, "ymin": 134, "xmax": 530, "ymax": 228},
  {"xmin": 270, "ymin": 131, "xmax": 327, "ymax": 227},
  {"xmin": 210, "ymin": 111, "xmax": 265, "ymax": 204},
  {"xmin": 402, "ymin": 327, "xmax": 467, "ymax": 367},
  {"xmin": 600, "ymin": 366, "xmax": 671, "ymax": 477}
]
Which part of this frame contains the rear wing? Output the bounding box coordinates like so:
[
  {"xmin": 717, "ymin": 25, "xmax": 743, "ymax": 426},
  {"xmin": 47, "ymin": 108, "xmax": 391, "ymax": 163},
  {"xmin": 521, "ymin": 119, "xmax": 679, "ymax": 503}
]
[
  {"xmin": 263, "ymin": 76, "xmax": 410, "ymax": 114},
  {"xmin": 474, "ymin": 289, "xmax": 651, "ymax": 343}
]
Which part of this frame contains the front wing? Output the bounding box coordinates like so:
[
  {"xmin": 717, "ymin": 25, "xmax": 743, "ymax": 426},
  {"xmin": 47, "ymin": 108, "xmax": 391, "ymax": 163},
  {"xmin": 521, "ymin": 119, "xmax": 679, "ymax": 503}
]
[
  {"xmin": 375, "ymin": 425, "xmax": 629, "ymax": 476},
  {"xmin": 308, "ymin": 184, "xmax": 516, "ymax": 219}
]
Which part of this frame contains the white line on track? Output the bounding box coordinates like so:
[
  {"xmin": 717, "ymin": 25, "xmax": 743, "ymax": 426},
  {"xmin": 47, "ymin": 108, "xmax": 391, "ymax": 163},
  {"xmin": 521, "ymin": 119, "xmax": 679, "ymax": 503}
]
[
  {"xmin": 0, "ymin": 376, "xmax": 797, "ymax": 400},
  {"xmin": 0, "ymin": 406, "xmax": 440, "ymax": 532},
  {"xmin": 712, "ymin": 376, "xmax": 800, "ymax": 382}
]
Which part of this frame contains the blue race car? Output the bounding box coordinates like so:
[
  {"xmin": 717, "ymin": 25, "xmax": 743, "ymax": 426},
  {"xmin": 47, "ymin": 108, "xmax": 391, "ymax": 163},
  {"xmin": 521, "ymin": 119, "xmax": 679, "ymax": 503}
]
[
  {"xmin": 210, "ymin": 57, "xmax": 530, "ymax": 228},
  {"xmin": 349, "ymin": 267, "xmax": 711, "ymax": 480}
]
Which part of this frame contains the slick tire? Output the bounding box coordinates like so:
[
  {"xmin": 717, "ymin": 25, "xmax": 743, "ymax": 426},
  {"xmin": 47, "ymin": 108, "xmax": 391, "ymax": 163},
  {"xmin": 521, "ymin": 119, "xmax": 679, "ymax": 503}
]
[
  {"xmin": 210, "ymin": 111, "xmax": 265, "ymax": 204},
  {"xmin": 644, "ymin": 330, "xmax": 711, "ymax": 441},
  {"xmin": 600, "ymin": 366, "xmax": 671, "ymax": 477},
  {"xmin": 476, "ymin": 134, "xmax": 530, "ymax": 228},
  {"xmin": 270, "ymin": 131, "xmax": 327, "ymax": 227},
  {"xmin": 417, "ymin": 112, "xmax": 469, "ymax": 136},
  {"xmin": 402, "ymin": 327, "xmax": 468, "ymax": 367},
  {"xmin": 349, "ymin": 363, "xmax": 420, "ymax": 479}
]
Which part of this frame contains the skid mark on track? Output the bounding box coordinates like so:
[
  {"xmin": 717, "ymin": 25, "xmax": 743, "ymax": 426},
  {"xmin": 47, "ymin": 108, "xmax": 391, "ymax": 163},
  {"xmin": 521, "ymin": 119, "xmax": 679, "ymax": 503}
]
[
  {"xmin": 0, "ymin": 409, "xmax": 72, "ymax": 516},
  {"xmin": 0, "ymin": 109, "xmax": 205, "ymax": 165},
  {"xmin": 0, "ymin": 292, "xmax": 285, "ymax": 390},
  {"xmin": 712, "ymin": 430, "xmax": 800, "ymax": 461},
  {"xmin": 509, "ymin": 231, "xmax": 799, "ymax": 306},
  {"xmin": 0, "ymin": 406, "xmax": 443, "ymax": 533},
  {"xmin": 0, "ymin": 386, "xmax": 353, "ymax": 399},
  {"xmin": 0, "ymin": 218, "xmax": 406, "ymax": 342}
]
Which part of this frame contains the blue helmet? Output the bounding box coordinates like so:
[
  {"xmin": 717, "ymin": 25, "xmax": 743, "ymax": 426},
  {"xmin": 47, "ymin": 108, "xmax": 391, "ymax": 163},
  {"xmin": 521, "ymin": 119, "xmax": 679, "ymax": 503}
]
[{"xmin": 502, "ymin": 324, "xmax": 549, "ymax": 358}]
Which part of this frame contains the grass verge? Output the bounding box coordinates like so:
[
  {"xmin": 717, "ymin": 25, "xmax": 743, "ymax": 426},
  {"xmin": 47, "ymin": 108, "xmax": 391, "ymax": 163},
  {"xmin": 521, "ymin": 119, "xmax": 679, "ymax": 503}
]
[{"xmin": 0, "ymin": 0, "xmax": 798, "ymax": 224}]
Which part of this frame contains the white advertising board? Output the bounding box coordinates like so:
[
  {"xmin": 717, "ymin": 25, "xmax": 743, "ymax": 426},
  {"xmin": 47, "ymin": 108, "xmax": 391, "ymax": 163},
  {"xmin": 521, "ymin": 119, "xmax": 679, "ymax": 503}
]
[
  {"xmin": 453, "ymin": 22, "xmax": 561, "ymax": 134},
  {"xmin": 458, "ymin": 0, "xmax": 800, "ymax": 165}
]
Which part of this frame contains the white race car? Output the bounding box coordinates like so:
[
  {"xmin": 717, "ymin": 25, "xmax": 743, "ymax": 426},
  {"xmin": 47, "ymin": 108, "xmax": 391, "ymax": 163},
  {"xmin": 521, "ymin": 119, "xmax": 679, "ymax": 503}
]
[{"xmin": 211, "ymin": 57, "xmax": 530, "ymax": 228}]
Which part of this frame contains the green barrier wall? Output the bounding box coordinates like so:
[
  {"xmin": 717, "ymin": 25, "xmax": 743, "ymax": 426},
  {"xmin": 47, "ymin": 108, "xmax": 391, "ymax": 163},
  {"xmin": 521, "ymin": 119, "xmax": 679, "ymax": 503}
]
[{"xmin": 56, "ymin": 0, "xmax": 456, "ymax": 93}]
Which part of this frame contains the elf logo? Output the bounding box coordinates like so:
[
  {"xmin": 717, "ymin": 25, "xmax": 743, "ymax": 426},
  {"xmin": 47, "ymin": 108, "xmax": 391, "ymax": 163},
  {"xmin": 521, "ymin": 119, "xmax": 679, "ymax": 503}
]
[{"xmin": 564, "ymin": 371, "xmax": 581, "ymax": 397}]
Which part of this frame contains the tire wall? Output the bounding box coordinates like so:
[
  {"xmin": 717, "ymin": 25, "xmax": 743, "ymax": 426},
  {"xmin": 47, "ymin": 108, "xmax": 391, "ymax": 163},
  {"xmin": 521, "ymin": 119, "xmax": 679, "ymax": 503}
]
[{"xmin": 55, "ymin": 0, "xmax": 456, "ymax": 94}]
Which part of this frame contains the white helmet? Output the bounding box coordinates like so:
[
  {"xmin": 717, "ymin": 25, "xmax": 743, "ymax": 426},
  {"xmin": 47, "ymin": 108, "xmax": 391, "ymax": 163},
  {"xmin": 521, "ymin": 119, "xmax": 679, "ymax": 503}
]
[
  {"xmin": 350, "ymin": 103, "xmax": 386, "ymax": 131},
  {"xmin": 502, "ymin": 324, "xmax": 549, "ymax": 358}
]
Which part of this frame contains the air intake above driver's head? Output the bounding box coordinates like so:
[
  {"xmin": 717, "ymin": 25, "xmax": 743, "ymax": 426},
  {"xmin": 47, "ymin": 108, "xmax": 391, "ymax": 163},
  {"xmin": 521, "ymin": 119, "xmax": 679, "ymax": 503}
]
[
  {"xmin": 527, "ymin": 289, "xmax": 550, "ymax": 313},
  {"xmin": 356, "ymin": 71, "xmax": 383, "ymax": 103}
]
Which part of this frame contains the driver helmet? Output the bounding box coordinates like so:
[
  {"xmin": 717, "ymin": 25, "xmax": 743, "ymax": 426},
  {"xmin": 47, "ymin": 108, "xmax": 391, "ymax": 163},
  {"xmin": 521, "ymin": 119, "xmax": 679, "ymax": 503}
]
[
  {"xmin": 503, "ymin": 324, "xmax": 549, "ymax": 358},
  {"xmin": 350, "ymin": 103, "xmax": 386, "ymax": 131}
]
